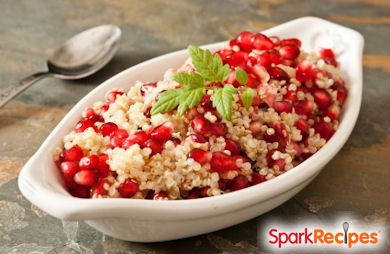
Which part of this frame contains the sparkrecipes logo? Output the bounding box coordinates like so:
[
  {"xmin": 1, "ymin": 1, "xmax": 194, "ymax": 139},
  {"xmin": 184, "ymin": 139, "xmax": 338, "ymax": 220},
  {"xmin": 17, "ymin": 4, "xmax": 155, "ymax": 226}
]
[{"xmin": 261, "ymin": 220, "xmax": 385, "ymax": 252}]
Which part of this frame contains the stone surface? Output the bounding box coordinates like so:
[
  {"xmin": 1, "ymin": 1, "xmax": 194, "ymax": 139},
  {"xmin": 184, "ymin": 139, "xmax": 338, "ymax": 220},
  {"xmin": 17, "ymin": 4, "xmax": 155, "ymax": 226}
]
[{"xmin": 0, "ymin": 0, "xmax": 389, "ymax": 253}]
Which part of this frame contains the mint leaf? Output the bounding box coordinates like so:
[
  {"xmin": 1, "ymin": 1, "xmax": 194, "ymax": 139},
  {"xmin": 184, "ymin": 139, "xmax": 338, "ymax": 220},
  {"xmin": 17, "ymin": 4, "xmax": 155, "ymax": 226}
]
[
  {"xmin": 241, "ymin": 88, "xmax": 255, "ymax": 110},
  {"xmin": 212, "ymin": 84, "xmax": 238, "ymax": 120},
  {"xmin": 176, "ymin": 86, "xmax": 206, "ymax": 116},
  {"xmin": 188, "ymin": 45, "xmax": 227, "ymax": 82},
  {"xmin": 173, "ymin": 72, "xmax": 205, "ymax": 88},
  {"xmin": 235, "ymin": 67, "xmax": 248, "ymax": 85},
  {"xmin": 151, "ymin": 89, "xmax": 181, "ymax": 115}
]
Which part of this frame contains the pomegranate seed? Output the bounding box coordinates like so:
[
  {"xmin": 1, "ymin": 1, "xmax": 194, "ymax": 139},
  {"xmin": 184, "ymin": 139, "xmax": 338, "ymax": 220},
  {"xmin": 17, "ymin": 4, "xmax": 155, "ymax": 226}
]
[
  {"xmin": 218, "ymin": 179, "xmax": 227, "ymax": 190},
  {"xmin": 279, "ymin": 44, "xmax": 300, "ymax": 60},
  {"xmin": 229, "ymin": 39, "xmax": 239, "ymax": 48},
  {"xmin": 100, "ymin": 103, "xmax": 110, "ymax": 114},
  {"xmin": 140, "ymin": 82, "xmax": 157, "ymax": 96},
  {"xmin": 224, "ymin": 139, "xmax": 240, "ymax": 156},
  {"xmin": 269, "ymin": 67, "xmax": 289, "ymax": 82},
  {"xmin": 60, "ymin": 161, "xmax": 79, "ymax": 182},
  {"xmin": 269, "ymin": 36, "xmax": 280, "ymax": 46},
  {"xmin": 97, "ymin": 154, "xmax": 109, "ymax": 178},
  {"xmin": 236, "ymin": 31, "xmax": 254, "ymax": 52},
  {"xmin": 110, "ymin": 129, "xmax": 129, "ymax": 148},
  {"xmin": 296, "ymin": 60, "xmax": 313, "ymax": 82},
  {"xmin": 263, "ymin": 131, "xmax": 278, "ymax": 143},
  {"xmin": 280, "ymin": 38, "xmax": 302, "ymax": 47},
  {"xmin": 106, "ymin": 90, "xmax": 124, "ymax": 103},
  {"xmin": 327, "ymin": 104, "xmax": 340, "ymax": 121},
  {"xmin": 217, "ymin": 49, "xmax": 233, "ymax": 62},
  {"xmin": 313, "ymin": 89, "xmax": 332, "ymax": 110},
  {"xmin": 153, "ymin": 192, "xmax": 168, "ymax": 200},
  {"xmin": 99, "ymin": 122, "xmax": 118, "ymax": 137},
  {"xmin": 74, "ymin": 170, "xmax": 97, "ymax": 187},
  {"xmin": 256, "ymin": 52, "xmax": 272, "ymax": 70},
  {"xmin": 228, "ymin": 51, "xmax": 249, "ymax": 67},
  {"xmin": 75, "ymin": 119, "xmax": 96, "ymax": 133},
  {"xmin": 269, "ymin": 49, "xmax": 282, "ymax": 64},
  {"xmin": 245, "ymin": 75, "xmax": 261, "ymax": 88},
  {"xmin": 337, "ymin": 87, "xmax": 348, "ymax": 105},
  {"xmin": 150, "ymin": 122, "xmax": 173, "ymax": 143},
  {"xmin": 252, "ymin": 93, "xmax": 261, "ymax": 107},
  {"xmin": 251, "ymin": 33, "xmax": 274, "ymax": 50},
  {"xmin": 122, "ymin": 131, "xmax": 150, "ymax": 149},
  {"xmin": 293, "ymin": 100, "xmax": 313, "ymax": 117},
  {"xmin": 191, "ymin": 116, "xmax": 213, "ymax": 137},
  {"xmin": 320, "ymin": 48, "xmax": 337, "ymax": 67},
  {"xmin": 63, "ymin": 145, "xmax": 84, "ymax": 162},
  {"xmin": 266, "ymin": 150, "xmax": 285, "ymax": 170},
  {"xmin": 213, "ymin": 123, "xmax": 228, "ymax": 137},
  {"xmin": 117, "ymin": 179, "xmax": 139, "ymax": 198},
  {"xmin": 290, "ymin": 142, "xmax": 302, "ymax": 157},
  {"xmin": 85, "ymin": 108, "xmax": 102, "ymax": 122},
  {"xmin": 228, "ymin": 175, "xmax": 249, "ymax": 191},
  {"xmin": 91, "ymin": 179, "xmax": 109, "ymax": 195},
  {"xmin": 144, "ymin": 139, "xmax": 164, "ymax": 155},
  {"xmin": 70, "ymin": 186, "xmax": 90, "ymax": 198},
  {"xmin": 187, "ymin": 187, "xmax": 202, "ymax": 199},
  {"xmin": 189, "ymin": 148, "xmax": 212, "ymax": 165},
  {"xmin": 189, "ymin": 134, "xmax": 208, "ymax": 143},
  {"xmin": 210, "ymin": 152, "xmax": 238, "ymax": 172},
  {"xmin": 170, "ymin": 137, "xmax": 181, "ymax": 146},
  {"xmin": 251, "ymin": 173, "xmax": 265, "ymax": 185},
  {"xmin": 295, "ymin": 119, "xmax": 309, "ymax": 139},
  {"xmin": 273, "ymin": 121, "xmax": 288, "ymax": 140},
  {"xmin": 273, "ymin": 101, "xmax": 292, "ymax": 113},
  {"xmin": 79, "ymin": 155, "xmax": 99, "ymax": 171},
  {"xmin": 314, "ymin": 121, "xmax": 334, "ymax": 141}
]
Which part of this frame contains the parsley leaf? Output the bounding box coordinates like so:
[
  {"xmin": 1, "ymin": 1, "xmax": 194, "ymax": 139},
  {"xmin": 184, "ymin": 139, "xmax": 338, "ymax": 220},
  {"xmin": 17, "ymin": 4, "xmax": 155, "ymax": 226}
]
[
  {"xmin": 188, "ymin": 45, "xmax": 227, "ymax": 82},
  {"xmin": 151, "ymin": 89, "xmax": 181, "ymax": 116},
  {"xmin": 241, "ymin": 88, "xmax": 255, "ymax": 110},
  {"xmin": 212, "ymin": 84, "xmax": 238, "ymax": 120},
  {"xmin": 235, "ymin": 67, "xmax": 248, "ymax": 85}
]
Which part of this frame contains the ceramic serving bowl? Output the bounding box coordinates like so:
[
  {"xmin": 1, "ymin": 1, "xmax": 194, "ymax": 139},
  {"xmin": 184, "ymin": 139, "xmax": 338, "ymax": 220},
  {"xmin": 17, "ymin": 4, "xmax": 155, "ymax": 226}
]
[{"xmin": 18, "ymin": 17, "xmax": 364, "ymax": 242}]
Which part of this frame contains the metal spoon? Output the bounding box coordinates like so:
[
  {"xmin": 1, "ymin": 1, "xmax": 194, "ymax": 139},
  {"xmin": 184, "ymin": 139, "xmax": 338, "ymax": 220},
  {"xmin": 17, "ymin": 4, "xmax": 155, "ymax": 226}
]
[{"xmin": 0, "ymin": 24, "xmax": 121, "ymax": 107}]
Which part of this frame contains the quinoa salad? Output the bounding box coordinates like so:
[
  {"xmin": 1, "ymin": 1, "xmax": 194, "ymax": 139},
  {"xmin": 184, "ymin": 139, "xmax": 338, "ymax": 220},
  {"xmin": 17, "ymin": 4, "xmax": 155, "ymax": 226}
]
[{"xmin": 55, "ymin": 32, "xmax": 348, "ymax": 200}]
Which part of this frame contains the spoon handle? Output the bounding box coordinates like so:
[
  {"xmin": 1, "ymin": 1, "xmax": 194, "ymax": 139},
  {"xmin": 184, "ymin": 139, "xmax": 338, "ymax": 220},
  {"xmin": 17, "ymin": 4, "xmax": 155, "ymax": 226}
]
[{"xmin": 0, "ymin": 72, "xmax": 50, "ymax": 108}]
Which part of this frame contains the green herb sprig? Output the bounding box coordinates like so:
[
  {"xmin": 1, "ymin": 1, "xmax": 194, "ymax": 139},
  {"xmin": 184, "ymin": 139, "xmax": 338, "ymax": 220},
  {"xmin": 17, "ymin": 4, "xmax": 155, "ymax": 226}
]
[{"xmin": 151, "ymin": 45, "xmax": 255, "ymax": 120}]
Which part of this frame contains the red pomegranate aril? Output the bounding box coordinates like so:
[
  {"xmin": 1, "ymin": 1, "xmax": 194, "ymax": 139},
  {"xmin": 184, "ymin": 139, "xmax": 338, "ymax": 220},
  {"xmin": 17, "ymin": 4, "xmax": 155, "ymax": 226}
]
[
  {"xmin": 269, "ymin": 36, "xmax": 280, "ymax": 46},
  {"xmin": 117, "ymin": 179, "xmax": 139, "ymax": 198},
  {"xmin": 273, "ymin": 121, "xmax": 288, "ymax": 140},
  {"xmin": 266, "ymin": 150, "xmax": 285, "ymax": 170},
  {"xmin": 122, "ymin": 131, "xmax": 150, "ymax": 149},
  {"xmin": 187, "ymin": 187, "xmax": 202, "ymax": 199},
  {"xmin": 140, "ymin": 82, "xmax": 157, "ymax": 96},
  {"xmin": 228, "ymin": 175, "xmax": 249, "ymax": 191},
  {"xmin": 99, "ymin": 122, "xmax": 118, "ymax": 137},
  {"xmin": 314, "ymin": 121, "xmax": 334, "ymax": 141},
  {"xmin": 327, "ymin": 104, "xmax": 340, "ymax": 121},
  {"xmin": 150, "ymin": 122, "xmax": 173, "ymax": 143},
  {"xmin": 296, "ymin": 60, "xmax": 313, "ymax": 82},
  {"xmin": 97, "ymin": 154, "xmax": 109, "ymax": 178},
  {"xmin": 144, "ymin": 139, "xmax": 164, "ymax": 155},
  {"xmin": 85, "ymin": 108, "xmax": 102, "ymax": 122},
  {"xmin": 110, "ymin": 129, "xmax": 129, "ymax": 148},
  {"xmin": 229, "ymin": 39, "xmax": 239, "ymax": 48},
  {"xmin": 250, "ymin": 173, "xmax": 265, "ymax": 185},
  {"xmin": 218, "ymin": 179, "xmax": 227, "ymax": 190},
  {"xmin": 60, "ymin": 161, "xmax": 79, "ymax": 182},
  {"xmin": 153, "ymin": 192, "xmax": 168, "ymax": 200},
  {"xmin": 337, "ymin": 86, "xmax": 348, "ymax": 105},
  {"xmin": 91, "ymin": 179, "xmax": 109, "ymax": 195},
  {"xmin": 191, "ymin": 116, "xmax": 213, "ymax": 137},
  {"xmin": 106, "ymin": 90, "xmax": 124, "ymax": 103},
  {"xmin": 251, "ymin": 33, "xmax": 274, "ymax": 50},
  {"xmin": 236, "ymin": 31, "xmax": 254, "ymax": 52},
  {"xmin": 320, "ymin": 48, "xmax": 337, "ymax": 67},
  {"xmin": 269, "ymin": 49, "xmax": 282, "ymax": 65},
  {"xmin": 228, "ymin": 51, "xmax": 249, "ymax": 67},
  {"xmin": 280, "ymin": 38, "xmax": 302, "ymax": 47},
  {"xmin": 79, "ymin": 155, "xmax": 99, "ymax": 171},
  {"xmin": 224, "ymin": 139, "xmax": 240, "ymax": 156},
  {"xmin": 75, "ymin": 119, "xmax": 96, "ymax": 133},
  {"xmin": 63, "ymin": 145, "xmax": 84, "ymax": 162},
  {"xmin": 256, "ymin": 52, "xmax": 272, "ymax": 70},
  {"xmin": 189, "ymin": 148, "xmax": 212, "ymax": 165},
  {"xmin": 293, "ymin": 100, "xmax": 313, "ymax": 117},
  {"xmin": 189, "ymin": 134, "xmax": 208, "ymax": 143},
  {"xmin": 313, "ymin": 89, "xmax": 332, "ymax": 110},
  {"xmin": 74, "ymin": 170, "xmax": 97, "ymax": 187},
  {"xmin": 295, "ymin": 119, "xmax": 309, "ymax": 137},
  {"xmin": 70, "ymin": 186, "xmax": 91, "ymax": 198},
  {"xmin": 210, "ymin": 152, "xmax": 238, "ymax": 172},
  {"xmin": 285, "ymin": 88, "xmax": 297, "ymax": 101},
  {"xmin": 244, "ymin": 74, "xmax": 260, "ymax": 88},
  {"xmin": 217, "ymin": 49, "xmax": 233, "ymax": 62},
  {"xmin": 290, "ymin": 142, "xmax": 302, "ymax": 157},
  {"xmin": 273, "ymin": 101, "xmax": 292, "ymax": 113},
  {"xmin": 213, "ymin": 123, "xmax": 227, "ymax": 137},
  {"xmin": 269, "ymin": 67, "xmax": 289, "ymax": 81},
  {"xmin": 279, "ymin": 44, "xmax": 300, "ymax": 60},
  {"xmin": 263, "ymin": 132, "xmax": 278, "ymax": 143}
]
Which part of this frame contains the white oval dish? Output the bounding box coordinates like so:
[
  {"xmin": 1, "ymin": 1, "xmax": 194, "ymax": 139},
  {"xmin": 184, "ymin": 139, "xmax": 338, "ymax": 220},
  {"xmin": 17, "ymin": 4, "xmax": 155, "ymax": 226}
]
[{"xmin": 18, "ymin": 17, "xmax": 364, "ymax": 242}]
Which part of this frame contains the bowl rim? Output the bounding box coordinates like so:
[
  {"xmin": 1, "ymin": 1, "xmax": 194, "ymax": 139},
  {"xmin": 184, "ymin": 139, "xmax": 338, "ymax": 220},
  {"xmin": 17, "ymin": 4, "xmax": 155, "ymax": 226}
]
[{"xmin": 18, "ymin": 16, "xmax": 364, "ymax": 220}]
